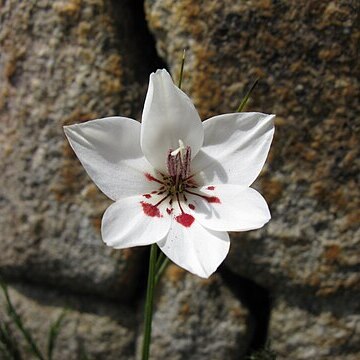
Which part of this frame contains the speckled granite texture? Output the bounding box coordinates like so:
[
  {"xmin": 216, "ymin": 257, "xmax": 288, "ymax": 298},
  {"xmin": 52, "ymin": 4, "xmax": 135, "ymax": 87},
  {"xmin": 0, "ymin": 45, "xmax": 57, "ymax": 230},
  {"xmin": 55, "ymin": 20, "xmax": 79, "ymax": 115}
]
[
  {"xmin": 0, "ymin": 0, "xmax": 359, "ymax": 359},
  {"xmin": 142, "ymin": 266, "xmax": 251, "ymax": 360},
  {"xmin": 145, "ymin": 0, "xmax": 359, "ymax": 358}
]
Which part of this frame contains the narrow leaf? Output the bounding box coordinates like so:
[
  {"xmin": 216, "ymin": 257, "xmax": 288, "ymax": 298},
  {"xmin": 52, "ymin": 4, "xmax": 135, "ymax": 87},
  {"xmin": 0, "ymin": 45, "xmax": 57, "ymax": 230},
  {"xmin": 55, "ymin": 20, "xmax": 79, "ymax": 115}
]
[
  {"xmin": 0, "ymin": 322, "xmax": 22, "ymax": 360},
  {"xmin": 0, "ymin": 278, "xmax": 45, "ymax": 360},
  {"xmin": 155, "ymin": 257, "xmax": 171, "ymax": 285},
  {"xmin": 237, "ymin": 78, "xmax": 259, "ymax": 112},
  {"xmin": 47, "ymin": 311, "xmax": 66, "ymax": 360},
  {"xmin": 178, "ymin": 49, "xmax": 186, "ymax": 89}
]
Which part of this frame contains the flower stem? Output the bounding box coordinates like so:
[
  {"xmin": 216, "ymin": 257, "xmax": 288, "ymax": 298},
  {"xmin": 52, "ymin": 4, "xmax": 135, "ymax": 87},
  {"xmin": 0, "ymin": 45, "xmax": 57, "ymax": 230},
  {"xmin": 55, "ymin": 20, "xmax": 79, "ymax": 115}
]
[{"xmin": 141, "ymin": 244, "xmax": 158, "ymax": 360}]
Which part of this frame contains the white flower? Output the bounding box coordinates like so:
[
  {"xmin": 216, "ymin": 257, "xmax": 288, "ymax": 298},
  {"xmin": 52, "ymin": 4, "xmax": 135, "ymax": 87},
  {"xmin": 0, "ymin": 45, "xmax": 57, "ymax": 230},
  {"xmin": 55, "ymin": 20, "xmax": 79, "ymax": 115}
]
[{"xmin": 64, "ymin": 69, "xmax": 274, "ymax": 278}]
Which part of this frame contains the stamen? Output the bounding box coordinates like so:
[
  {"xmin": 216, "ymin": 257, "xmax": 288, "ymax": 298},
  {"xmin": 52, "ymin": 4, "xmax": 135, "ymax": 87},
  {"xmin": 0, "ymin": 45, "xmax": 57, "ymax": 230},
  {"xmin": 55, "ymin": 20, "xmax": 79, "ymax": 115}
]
[
  {"xmin": 164, "ymin": 141, "xmax": 195, "ymax": 216},
  {"xmin": 167, "ymin": 149, "xmax": 177, "ymax": 177},
  {"xmin": 176, "ymin": 193, "xmax": 185, "ymax": 214},
  {"xmin": 155, "ymin": 194, "xmax": 170, "ymax": 207},
  {"xmin": 182, "ymin": 145, "xmax": 191, "ymax": 179},
  {"xmin": 166, "ymin": 141, "xmax": 192, "ymax": 185}
]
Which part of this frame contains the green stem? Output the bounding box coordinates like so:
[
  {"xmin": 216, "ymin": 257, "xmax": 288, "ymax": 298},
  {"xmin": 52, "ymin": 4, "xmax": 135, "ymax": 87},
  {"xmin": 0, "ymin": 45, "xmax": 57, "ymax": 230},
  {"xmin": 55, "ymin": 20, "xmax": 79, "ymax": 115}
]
[{"xmin": 141, "ymin": 244, "xmax": 158, "ymax": 360}]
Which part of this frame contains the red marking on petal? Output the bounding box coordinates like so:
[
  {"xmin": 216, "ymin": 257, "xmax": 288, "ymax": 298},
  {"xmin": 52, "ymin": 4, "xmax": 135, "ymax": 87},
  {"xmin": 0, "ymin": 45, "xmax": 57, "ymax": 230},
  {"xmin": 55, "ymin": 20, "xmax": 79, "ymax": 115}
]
[
  {"xmin": 207, "ymin": 186, "xmax": 215, "ymax": 190},
  {"xmin": 145, "ymin": 173, "xmax": 155, "ymax": 181},
  {"xmin": 185, "ymin": 189, "xmax": 221, "ymax": 204},
  {"xmin": 144, "ymin": 173, "xmax": 164, "ymax": 184},
  {"xmin": 189, "ymin": 204, "xmax": 195, "ymax": 210},
  {"xmin": 166, "ymin": 208, "xmax": 173, "ymax": 215},
  {"xmin": 206, "ymin": 196, "xmax": 221, "ymax": 203},
  {"xmin": 141, "ymin": 201, "xmax": 162, "ymax": 217},
  {"xmin": 143, "ymin": 194, "xmax": 152, "ymax": 199},
  {"xmin": 151, "ymin": 190, "xmax": 158, "ymax": 194},
  {"xmin": 175, "ymin": 213, "xmax": 195, "ymax": 227}
]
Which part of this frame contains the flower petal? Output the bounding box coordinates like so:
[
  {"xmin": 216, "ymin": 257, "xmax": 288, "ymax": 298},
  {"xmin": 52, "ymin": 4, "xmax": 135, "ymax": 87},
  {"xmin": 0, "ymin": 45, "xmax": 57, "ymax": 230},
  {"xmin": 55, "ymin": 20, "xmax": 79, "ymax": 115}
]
[
  {"xmin": 158, "ymin": 215, "xmax": 230, "ymax": 278},
  {"xmin": 64, "ymin": 117, "xmax": 155, "ymax": 201},
  {"xmin": 141, "ymin": 69, "xmax": 204, "ymax": 172},
  {"xmin": 191, "ymin": 112, "xmax": 275, "ymax": 186},
  {"xmin": 102, "ymin": 195, "xmax": 171, "ymax": 248},
  {"xmin": 186, "ymin": 185, "xmax": 271, "ymax": 232}
]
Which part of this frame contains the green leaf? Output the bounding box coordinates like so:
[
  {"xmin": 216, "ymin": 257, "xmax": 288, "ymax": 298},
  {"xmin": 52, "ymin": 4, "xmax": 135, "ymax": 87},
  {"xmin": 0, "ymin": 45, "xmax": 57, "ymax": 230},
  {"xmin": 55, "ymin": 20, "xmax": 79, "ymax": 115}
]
[
  {"xmin": 0, "ymin": 278, "xmax": 45, "ymax": 360},
  {"xmin": 0, "ymin": 321, "xmax": 22, "ymax": 360},
  {"xmin": 47, "ymin": 311, "xmax": 66, "ymax": 360},
  {"xmin": 155, "ymin": 257, "xmax": 171, "ymax": 285},
  {"xmin": 178, "ymin": 49, "xmax": 186, "ymax": 89},
  {"xmin": 237, "ymin": 78, "xmax": 259, "ymax": 112}
]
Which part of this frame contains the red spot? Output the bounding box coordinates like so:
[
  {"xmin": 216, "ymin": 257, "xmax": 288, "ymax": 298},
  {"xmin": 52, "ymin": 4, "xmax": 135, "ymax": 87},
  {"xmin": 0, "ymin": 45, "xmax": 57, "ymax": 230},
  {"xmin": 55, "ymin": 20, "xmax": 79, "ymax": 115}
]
[
  {"xmin": 143, "ymin": 194, "xmax": 152, "ymax": 199},
  {"xmin": 205, "ymin": 196, "xmax": 221, "ymax": 203},
  {"xmin": 166, "ymin": 208, "xmax": 173, "ymax": 215},
  {"xmin": 207, "ymin": 186, "xmax": 215, "ymax": 190},
  {"xmin": 151, "ymin": 190, "xmax": 158, "ymax": 194},
  {"xmin": 141, "ymin": 201, "xmax": 162, "ymax": 217},
  {"xmin": 175, "ymin": 213, "xmax": 195, "ymax": 227},
  {"xmin": 189, "ymin": 204, "xmax": 195, "ymax": 210}
]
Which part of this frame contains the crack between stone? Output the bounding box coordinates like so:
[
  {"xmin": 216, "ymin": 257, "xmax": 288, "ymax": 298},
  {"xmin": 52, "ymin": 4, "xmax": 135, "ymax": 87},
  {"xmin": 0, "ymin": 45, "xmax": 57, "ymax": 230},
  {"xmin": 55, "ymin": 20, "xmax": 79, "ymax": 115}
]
[{"xmin": 219, "ymin": 265, "xmax": 272, "ymax": 357}]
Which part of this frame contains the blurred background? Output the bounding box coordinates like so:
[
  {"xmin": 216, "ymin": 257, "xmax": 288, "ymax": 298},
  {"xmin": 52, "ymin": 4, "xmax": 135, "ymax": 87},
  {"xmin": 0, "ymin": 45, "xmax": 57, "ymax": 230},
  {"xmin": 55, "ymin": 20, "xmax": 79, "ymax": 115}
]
[{"xmin": 0, "ymin": 0, "xmax": 359, "ymax": 359}]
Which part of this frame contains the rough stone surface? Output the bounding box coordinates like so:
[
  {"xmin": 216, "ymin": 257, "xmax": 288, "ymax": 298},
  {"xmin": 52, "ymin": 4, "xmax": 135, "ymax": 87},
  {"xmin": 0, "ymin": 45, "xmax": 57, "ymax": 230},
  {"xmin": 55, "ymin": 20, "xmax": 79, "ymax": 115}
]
[
  {"xmin": 1, "ymin": 0, "xmax": 359, "ymax": 358},
  {"xmin": 138, "ymin": 265, "xmax": 252, "ymax": 360},
  {"xmin": 146, "ymin": 0, "xmax": 360, "ymax": 358},
  {"xmin": 0, "ymin": 0, "xmax": 148, "ymax": 299},
  {"xmin": 270, "ymin": 299, "xmax": 360, "ymax": 360},
  {"xmin": 0, "ymin": 283, "xmax": 136, "ymax": 360}
]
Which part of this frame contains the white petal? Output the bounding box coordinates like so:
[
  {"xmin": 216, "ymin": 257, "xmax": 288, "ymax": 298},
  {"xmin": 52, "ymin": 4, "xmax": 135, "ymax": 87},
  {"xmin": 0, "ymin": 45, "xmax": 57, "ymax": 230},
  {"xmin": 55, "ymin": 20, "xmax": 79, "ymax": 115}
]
[
  {"xmin": 141, "ymin": 69, "xmax": 204, "ymax": 172},
  {"xmin": 191, "ymin": 112, "xmax": 275, "ymax": 186},
  {"xmin": 158, "ymin": 215, "xmax": 230, "ymax": 278},
  {"xmin": 102, "ymin": 195, "xmax": 171, "ymax": 248},
  {"xmin": 64, "ymin": 117, "xmax": 156, "ymax": 201},
  {"xmin": 186, "ymin": 185, "xmax": 271, "ymax": 232}
]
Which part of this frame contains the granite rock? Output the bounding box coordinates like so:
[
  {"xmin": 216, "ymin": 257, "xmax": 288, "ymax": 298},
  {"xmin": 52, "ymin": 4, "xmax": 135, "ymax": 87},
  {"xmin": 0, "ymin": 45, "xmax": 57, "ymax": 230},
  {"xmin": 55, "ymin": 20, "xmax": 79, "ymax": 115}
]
[
  {"xmin": 145, "ymin": 0, "xmax": 360, "ymax": 358},
  {"xmin": 0, "ymin": 282, "xmax": 136, "ymax": 360},
  {"xmin": 0, "ymin": 0, "xmax": 149, "ymax": 299},
  {"xmin": 1, "ymin": 0, "xmax": 359, "ymax": 358},
  {"xmin": 270, "ymin": 299, "xmax": 360, "ymax": 360}
]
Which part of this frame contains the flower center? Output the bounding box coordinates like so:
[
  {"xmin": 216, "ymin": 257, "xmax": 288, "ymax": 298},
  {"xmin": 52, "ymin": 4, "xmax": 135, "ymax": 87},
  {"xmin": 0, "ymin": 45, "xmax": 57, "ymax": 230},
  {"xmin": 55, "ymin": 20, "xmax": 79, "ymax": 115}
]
[
  {"xmin": 166, "ymin": 139, "xmax": 192, "ymax": 194},
  {"xmin": 141, "ymin": 140, "xmax": 220, "ymax": 227}
]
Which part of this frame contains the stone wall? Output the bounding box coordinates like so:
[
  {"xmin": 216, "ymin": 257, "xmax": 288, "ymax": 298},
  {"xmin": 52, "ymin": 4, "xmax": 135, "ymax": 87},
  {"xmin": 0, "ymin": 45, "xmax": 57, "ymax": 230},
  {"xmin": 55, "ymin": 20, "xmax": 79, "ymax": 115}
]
[{"xmin": 1, "ymin": 0, "xmax": 359, "ymax": 359}]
